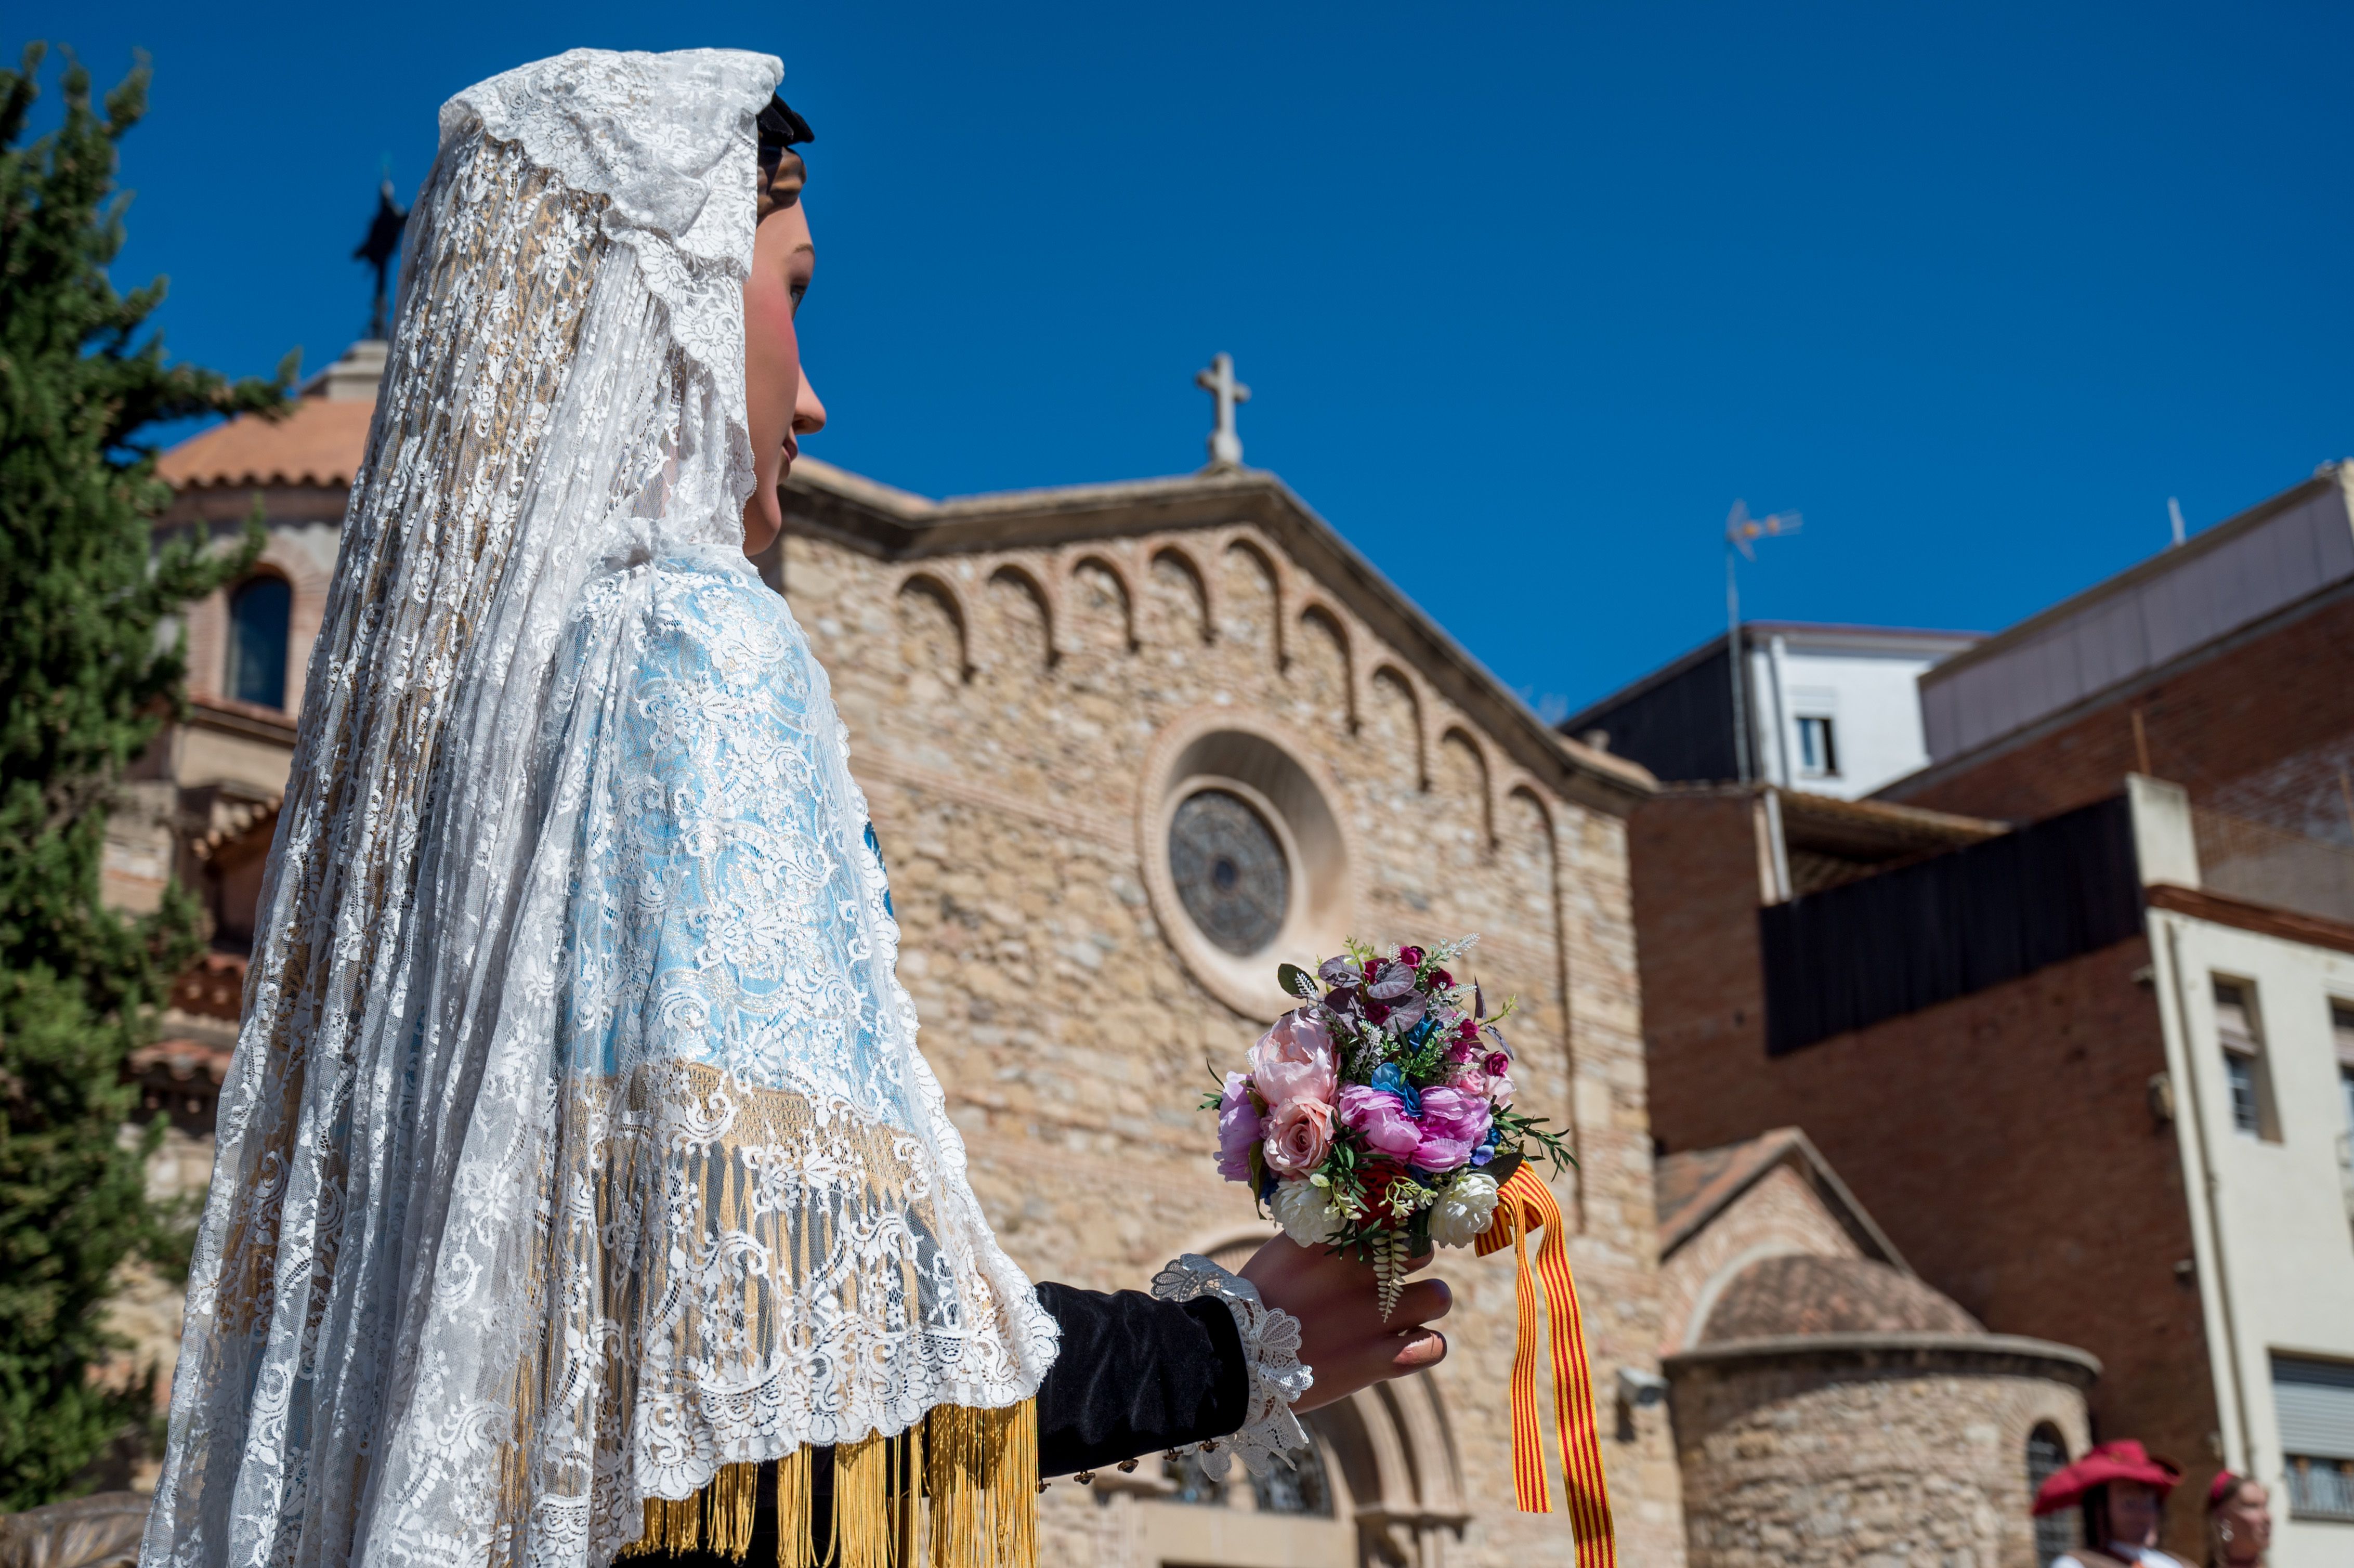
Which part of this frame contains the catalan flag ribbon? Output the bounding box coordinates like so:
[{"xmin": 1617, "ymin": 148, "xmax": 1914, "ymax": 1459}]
[{"xmin": 1474, "ymin": 1162, "xmax": 1616, "ymax": 1566}]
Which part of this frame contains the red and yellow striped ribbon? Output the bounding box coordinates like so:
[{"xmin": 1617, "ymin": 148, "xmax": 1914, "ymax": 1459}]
[{"xmin": 1474, "ymin": 1162, "xmax": 1616, "ymax": 1567}]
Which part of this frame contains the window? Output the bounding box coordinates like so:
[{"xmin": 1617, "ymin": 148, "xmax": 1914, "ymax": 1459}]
[
  {"xmin": 1250, "ymin": 1442, "xmax": 1334, "ymax": 1518},
  {"xmin": 2334, "ymin": 1002, "xmax": 2354, "ymax": 1135},
  {"xmin": 1167, "ymin": 789, "xmax": 1288, "ymax": 957},
  {"xmin": 226, "ymin": 575, "xmax": 292, "ymax": 710},
  {"xmin": 2025, "ymin": 1423, "xmax": 2077, "ymax": 1566},
  {"xmin": 1162, "ymin": 1449, "xmax": 1227, "ymax": 1507},
  {"xmin": 2335, "ymin": 1003, "xmax": 2354, "ymax": 1235},
  {"xmin": 2213, "ymin": 979, "xmax": 2278, "ymax": 1141},
  {"xmin": 2274, "ymin": 1355, "xmax": 2354, "ymax": 1521},
  {"xmin": 1795, "ymin": 715, "xmax": 1839, "ymax": 778},
  {"xmin": 1165, "ymin": 1441, "xmax": 1334, "ymax": 1518}
]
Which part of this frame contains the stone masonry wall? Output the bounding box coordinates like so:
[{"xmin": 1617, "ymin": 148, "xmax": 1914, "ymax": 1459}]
[
  {"xmin": 1670, "ymin": 1349, "xmax": 2091, "ymax": 1568},
  {"xmin": 780, "ymin": 520, "xmax": 1682, "ymax": 1567}
]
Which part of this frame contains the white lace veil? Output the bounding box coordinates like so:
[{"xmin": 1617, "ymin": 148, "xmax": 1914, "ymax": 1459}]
[{"xmin": 143, "ymin": 49, "xmax": 1057, "ymax": 1568}]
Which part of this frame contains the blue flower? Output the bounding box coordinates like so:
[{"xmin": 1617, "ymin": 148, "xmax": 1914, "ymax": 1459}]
[
  {"xmin": 1369, "ymin": 1061, "xmax": 1422, "ymax": 1118},
  {"xmin": 1469, "ymin": 1126, "xmax": 1499, "ymax": 1167}
]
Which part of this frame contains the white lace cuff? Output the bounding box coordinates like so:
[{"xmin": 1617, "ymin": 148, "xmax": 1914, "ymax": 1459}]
[{"xmin": 1150, "ymin": 1253, "xmax": 1312, "ymax": 1480}]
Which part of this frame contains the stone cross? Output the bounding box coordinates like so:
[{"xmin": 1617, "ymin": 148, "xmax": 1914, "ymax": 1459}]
[{"xmin": 1195, "ymin": 352, "xmax": 1251, "ymax": 471}]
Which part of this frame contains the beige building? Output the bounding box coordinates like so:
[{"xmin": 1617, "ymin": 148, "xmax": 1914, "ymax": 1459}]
[{"xmin": 116, "ymin": 341, "xmax": 1687, "ymax": 1567}]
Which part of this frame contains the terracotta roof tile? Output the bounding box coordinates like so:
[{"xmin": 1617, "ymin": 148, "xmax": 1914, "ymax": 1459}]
[
  {"xmin": 1701, "ymin": 1256, "xmax": 1982, "ymax": 1342},
  {"xmin": 1654, "ymin": 1128, "xmax": 1805, "ymax": 1249},
  {"xmin": 159, "ymin": 398, "xmax": 374, "ymax": 490}
]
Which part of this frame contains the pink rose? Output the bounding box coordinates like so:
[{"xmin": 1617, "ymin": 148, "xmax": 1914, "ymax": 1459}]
[
  {"xmin": 1338, "ymin": 1083, "xmax": 1422, "ymax": 1159},
  {"xmin": 1216, "ymin": 1073, "xmax": 1262, "ymax": 1182},
  {"xmin": 1249, "ymin": 1009, "xmax": 1338, "ymax": 1111},
  {"xmin": 1264, "ymin": 1098, "xmax": 1335, "ymax": 1175},
  {"xmin": 1411, "ymin": 1086, "xmax": 1492, "ymax": 1172}
]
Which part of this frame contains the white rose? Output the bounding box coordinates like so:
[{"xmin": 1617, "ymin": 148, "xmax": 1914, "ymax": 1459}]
[
  {"xmin": 1271, "ymin": 1178, "xmax": 1345, "ymax": 1246},
  {"xmin": 1427, "ymin": 1172, "xmax": 1500, "ymax": 1249}
]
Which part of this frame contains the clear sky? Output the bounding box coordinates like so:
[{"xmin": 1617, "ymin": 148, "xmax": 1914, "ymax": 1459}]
[{"xmin": 15, "ymin": 3, "xmax": 2352, "ymax": 717}]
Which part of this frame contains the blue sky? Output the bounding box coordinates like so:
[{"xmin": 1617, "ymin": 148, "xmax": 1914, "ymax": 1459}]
[{"xmin": 15, "ymin": 2, "xmax": 2352, "ymax": 715}]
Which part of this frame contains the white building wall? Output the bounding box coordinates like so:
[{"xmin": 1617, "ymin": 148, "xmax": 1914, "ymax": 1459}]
[
  {"xmin": 1744, "ymin": 637, "xmax": 1953, "ymax": 801},
  {"xmin": 2136, "ymin": 780, "xmax": 2354, "ymax": 1565}
]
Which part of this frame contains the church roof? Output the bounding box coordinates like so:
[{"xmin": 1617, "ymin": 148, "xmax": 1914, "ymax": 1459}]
[
  {"xmin": 159, "ymin": 339, "xmax": 386, "ymax": 491},
  {"xmin": 782, "ymin": 457, "xmax": 1655, "ymax": 814},
  {"xmin": 158, "ymin": 396, "xmax": 376, "ymax": 491},
  {"xmin": 1697, "ymin": 1255, "xmax": 1982, "ymax": 1342},
  {"xmin": 1654, "ymin": 1126, "xmax": 1908, "ymax": 1270}
]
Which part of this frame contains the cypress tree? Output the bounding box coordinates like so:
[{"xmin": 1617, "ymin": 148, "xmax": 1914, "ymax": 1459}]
[{"xmin": 0, "ymin": 43, "xmax": 290, "ymax": 1506}]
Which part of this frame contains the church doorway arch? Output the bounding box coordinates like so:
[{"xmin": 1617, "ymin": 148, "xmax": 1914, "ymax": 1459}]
[{"xmin": 1106, "ymin": 1232, "xmax": 1469, "ymax": 1568}]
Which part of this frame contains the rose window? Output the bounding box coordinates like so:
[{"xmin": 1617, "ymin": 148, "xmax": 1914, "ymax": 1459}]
[{"xmin": 1168, "ymin": 789, "xmax": 1289, "ymax": 957}]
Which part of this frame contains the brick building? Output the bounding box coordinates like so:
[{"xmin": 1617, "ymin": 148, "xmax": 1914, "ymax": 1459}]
[
  {"xmin": 1590, "ymin": 466, "xmax": 2354, "ymax": 1566},
  {"xmin": 1886, "ymin": 465, "xmax": 2354, "ymax": 841}
]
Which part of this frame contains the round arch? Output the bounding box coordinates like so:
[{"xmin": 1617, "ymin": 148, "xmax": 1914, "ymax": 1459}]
[{"xmin": 1114, "ymin": 1230, "xmax": 1468, "ymax": 1567}]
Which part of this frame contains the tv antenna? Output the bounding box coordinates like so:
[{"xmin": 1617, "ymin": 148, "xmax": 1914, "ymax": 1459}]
[{"xmin": 1723, "ymin": 500, "xmax": 1803, "ymax": 785}]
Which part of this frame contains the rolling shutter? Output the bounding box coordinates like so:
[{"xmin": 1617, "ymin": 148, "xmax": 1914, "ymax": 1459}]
[{"xmin": 2275, "ymin": 1356, "xmax": 2354, "ymax": 1460}]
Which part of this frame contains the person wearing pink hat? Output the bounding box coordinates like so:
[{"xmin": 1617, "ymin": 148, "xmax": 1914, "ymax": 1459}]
[
  {"xmin": 2203, "ymin": 1471, "xmax": 2272, "ymax": 1568},
  {"xmin": 2034, "ymin": 1440, "xmax": 2191, "ymax": 1568}
]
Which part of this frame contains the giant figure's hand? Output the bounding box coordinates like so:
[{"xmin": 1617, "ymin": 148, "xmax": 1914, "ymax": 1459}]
[{"xmin": 1239, "ymin": 1235, "xmax": 1449, "ymax": 1414}]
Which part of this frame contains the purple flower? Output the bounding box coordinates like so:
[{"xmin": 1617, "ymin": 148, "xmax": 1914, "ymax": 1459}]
[
  {"xmin": 1217, "ymin": 1073, "xmax": 1262, "ymax": 1182},
  {"xmin": 1411, "ymin": 1086, "xmax": 1492, "ymax": 1173},
  {"xmin": 1338, "ymin": 1083, "xmax": 1423, "ymax": 1159}
]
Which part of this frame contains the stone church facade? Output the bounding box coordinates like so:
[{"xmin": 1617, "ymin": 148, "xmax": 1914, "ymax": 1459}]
[
  {"xmin": 117, "ymin": 347, "xmax": 1685, "ymax": 1567},
  {"xmin": 764, "ymin": 458, "xmax": 1679, "ymax": 1567}
]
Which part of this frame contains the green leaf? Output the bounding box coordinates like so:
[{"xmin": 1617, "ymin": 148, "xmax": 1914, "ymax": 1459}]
[
  {"xmin": 1276, "ymin": 962, "xmax": 1318, "ymax": 1001},
  {"xmin": 0, "ymin": 45, "xmax": 285, "ymax": 1507}
]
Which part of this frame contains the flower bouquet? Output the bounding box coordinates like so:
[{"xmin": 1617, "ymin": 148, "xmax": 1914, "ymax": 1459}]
[{"xmin": 1204, "ymin": 935, "xmax": 1575, "ymax": 1318}]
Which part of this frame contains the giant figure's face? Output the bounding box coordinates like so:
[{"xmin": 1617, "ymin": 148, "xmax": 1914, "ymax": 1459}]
[{"xmin": 743, "ymin": 167, "xmax": 826, "ymax": 556}]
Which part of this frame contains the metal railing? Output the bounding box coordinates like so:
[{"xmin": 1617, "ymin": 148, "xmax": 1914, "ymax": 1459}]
[
  {"xmin": 2288, "ymin": 1455, "xmax": 2354, "ymax": 1522},
  {"xmin": 2191, "ymin": 807, "xmax": 2354, "ymax": 927}
]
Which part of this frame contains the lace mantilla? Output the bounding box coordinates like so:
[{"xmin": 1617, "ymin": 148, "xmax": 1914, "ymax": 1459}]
[
  {"xmin": 142, "ymin": 51, "xmax": 1057, "ymax": 1568},
  {"xmin": 1150, "ymin": 1255, "xmax": 1312, "ymax": 1480}
]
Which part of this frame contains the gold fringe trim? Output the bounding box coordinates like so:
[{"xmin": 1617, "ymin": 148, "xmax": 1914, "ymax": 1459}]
[
  {"xmin": 777, "ymin": 1446, "xmax": 814, "ymax": 1568},
  {"xmin": 925, "ymin": 1402, "xmax": 1036, "ymax": 1568},
  {"xmin": 621, "ymin": 1400, "xmax": 1036, "ymax": 1568}
]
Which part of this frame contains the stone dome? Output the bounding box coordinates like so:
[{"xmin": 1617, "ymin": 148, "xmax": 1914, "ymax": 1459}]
[{"xmin": 1698, "ymin": 1255, "xmax": 1983, "ymax": 1343}]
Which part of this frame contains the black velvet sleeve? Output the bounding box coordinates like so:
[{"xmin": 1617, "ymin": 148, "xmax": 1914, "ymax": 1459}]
[{"xmin": 1032, "ymin": 1282, "xmax": 1250, "ymax": 1476}]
